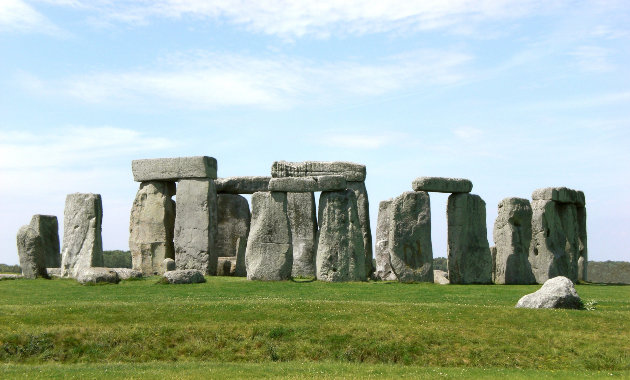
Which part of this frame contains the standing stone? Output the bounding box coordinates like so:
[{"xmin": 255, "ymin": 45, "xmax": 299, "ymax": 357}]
[
  {"xmin": 316, "ymin": 190, "xmax": 366, "ymax": 282},
  {"xmin": 388, "ymin": 191, "xmax": 434, "ymax": 283},
  {"xmin": 129, "ymin": 181, "xmax": 176, "ymax": 275},
  {"xmin": 493, "ymin": 198, "xmax": 535, "ymax": 284},
  {"xmin": 447, "ymin": 193, "xmax": 492, "ymax": 284},
  {"xmin": 216, "ymin": 194, "xmax": 250, "ymax": 276},
  {"xmin": 245, "ymin": 192, "xmax": 293, "ymax": 280},
  {"xmin": 61, "ymin": 193, "xmax": 104, "ymax": 278},
  {"xmin": 374, "ymin": 199, "xmax": 396, "ymax": 281},
  {"xmin": 174, "ymin": 179, "xmax": 218, "ymax": 275},
  {"xmin": 16, "ymin": 226, "xmax": 47, "ymax": 278},
  {"xmin": 347, "ymin": 181, "xmax": 374, "ymax": 279},
  {"xmin": 577, "ymin": 205, "xmax": 588, "ymax": 282},
  {"xmin": 287, "ymin": 192, "xmax": 317, "ymax": 277},
  {"xmin": 29, "ymin": 215, "xmax": 60, "ymax": 268}
]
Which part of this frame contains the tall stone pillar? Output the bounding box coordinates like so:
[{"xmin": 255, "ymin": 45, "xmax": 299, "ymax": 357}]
[
  {"xmin": 216, "ymin": 194, "xmax": 251, "ymax": 276},
  {"xmin": 287, "ymin": 192, "xmax": 317, "ymax": 277},
  {"xmin": 29, "ymin": 215, "xmax": 60, "ymax": 268},
  {"xmin": 347, "ymin": 181, "xmax": 374, "ymax": 279},
  {"xmin": 61, "ymin": 193, "xmax": 104, "ymax": 278},
  {"xmin": 374, "ymin": 199, "xmax": 396, "ymax": 281},
  {"xmin": 577, "ymin": 205, "xmax": 587, "ymax": 282}
]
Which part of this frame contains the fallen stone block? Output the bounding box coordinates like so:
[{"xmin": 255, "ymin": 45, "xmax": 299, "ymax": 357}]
[
  {"xmin": 434, "ymin": 270, "xmax": 449, "ymax": 285},
  {"xmin": 215, "ymin": 176, "xmax": 271, "ymax": 194},
  {"xmin": 515, "ymin": 276, "xmax": 582, "ymax": 309},
  {"xmin": 162, "ymin": 269, "xmax": 206, "ymax": 284},
  {"xmin": 111, "ymin": 268, "xmax": 143, "ymax": 280},
  {"xmin": 268, "ymin": 175, "xmax": 346, "ymax": 192},
  {"xmin": 132, "ymin": 156, "xmax": 217, "ymax": 182},
  {"xmin": 76, "ymin": 268, "xmax": 120, "ymax": 285},
  {"xmin": 61, "ymin": 193, "xmax": 104, "ymax": 278},
  {"xmin": 46, "ymin": 268, "xmax": 62, "ymax": 277},
  {"xmin": 272, "ymin": 161, "xmax": 366, "ymax": 182},
  {"xmin": 412, "ymin": 177, "xmax": 472, "ymax": 193}
]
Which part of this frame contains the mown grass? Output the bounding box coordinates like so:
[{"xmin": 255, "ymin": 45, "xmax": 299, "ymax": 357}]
[{"xmin": 1, "ymin": 277, "xmax": 628, "ymax": 377}]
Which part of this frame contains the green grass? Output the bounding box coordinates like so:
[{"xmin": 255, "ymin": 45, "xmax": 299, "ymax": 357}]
[{"xmin": 1, "ymin": 277, "xmax": 628, "ymax": 378}]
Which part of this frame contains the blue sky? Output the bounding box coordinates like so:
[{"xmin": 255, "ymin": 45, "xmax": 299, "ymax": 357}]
[{"xmin": 1, "ymin": 0, "xmax": 629, "ymax": 265}]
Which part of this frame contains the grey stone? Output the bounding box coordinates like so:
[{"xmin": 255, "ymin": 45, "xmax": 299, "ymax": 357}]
[
  {"xmin": 316, "ymin": 190, "xmax": 366, "ymax": 282},
  {"xmin": 162, "ymin": 269, "xmax": 206, "ymax": 284},
  {"xmin": 515, "ymin": 276, "xmax": 582, "ymax": 309},
  {"xmin": 132, "ymin": 156, "xmax": 217, "ymax": 181},
  {"xmin": 234, "ymin": 237, "xmax": 247, "ymax": 277},
  {"xmin": 216, "ymin": 194, "xmax": 250, "ymax": 271},
  {"xmin": 347, "ymin": 181, "xmax": 374, "ymax": 279},
  {"xmin": 587, "ymin": 261, "xmax": 630, "ymax": 284},
  {"xmin": 29, "ymin": 215, "xmax": 60, "ymax": 268},
  {"xmin": 111, "ymin": 268, "xmax": 143, "ymax": 280},
  {"xmin": 215, "ymin": 176, "xmax": 271, "ymax": 194},
  {"xmin": 245, "ymin": 192, "xmax": 293, "ymax": 281},
  {"xmin": 163, "ymin": 258, "xmax": 176, "ymax": 272},
  {"xmin": 272, "ymin": 161, "xmax": 366, "ymax": 182},
  {"xmin": 529, "ymin": 200, "xmax": 580, "ymax": 283},
  {"xmin": 46, "ymin": 268, "xmax": 62, "ymax": 277},
  {"xmin": 577, "ymin": 206, "xmax": 588, "ymax": 282},
  {"xmin": 374, "ymin": 199, "xmax": 396, "ymax": 281},
  {"xmin": 174, "ymin": 179, "xmax": 218, "ymax": 275},
  {"xmin": 532, "ymin": 187, "xmax": 583, "ymax": 205},
  {"xmin": 217, "ymin": 257, "xmax": 236, "ymax": 276},
  {"xmin": 287, "ymin": 192, "xmax": 317, "ymax": 277},
  {"xmin": 129, "ymin": 181, "xmax": 176, "ymax": 276},
  {"xmin": 76, "ymin": 267, "xmax": 120, "ymax": 285},
  {"xmin": 434, "ymin": 270, "xmax": 449, "ymax": 285},
  {"xmin": 16, "ymin": 225, "xmax": 47, "ymax": 279},
  {"xmin": 0, "ymin": 274, "xmax": 22, "ymax": 279},
  {"xmin": 388, "ymin": 191, "xmax": 434, "ymax": 283},
  {"xmin": 61, "ymin": 193, "xmax": 104, "ymax": 278},
  {"xmin": 412, "ymin": 177, "xmax": 472, "ymax": 193},
  {"xmin": 447, "ymin": 193, "xmax": 492, "ymax": 284},
  {"xmin": 268, "ymin": 176, "xmax": 346, "ymax": 192},
  {"xmin": 492, "ymin": 197, "xmax": 536, "ymax": 284}
]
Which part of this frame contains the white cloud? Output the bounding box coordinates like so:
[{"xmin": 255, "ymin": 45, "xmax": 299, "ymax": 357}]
[{"xmin": 0, "ymin": 0, "xmax": 61, "ymax": 34}]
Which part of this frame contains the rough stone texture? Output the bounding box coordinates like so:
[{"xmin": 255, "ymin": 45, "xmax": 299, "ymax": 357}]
[
  {"xmin": 29, "ymin": 215, "xmax": 60, "ymax": 268},
  {"xmin": 515, "ymin": 276, "xmax": 582, "ymax": 309},
  {"xmin": 374, "ymin": 199, "xmax": 396, "ymax": 281},
  {"xmin": 529, "ymin": 199, "xmax": 580, "ymax": 283},
  {"xmin": 492, "ymin": 197, "xmax": 536, "ymax": 284},
  {"xmin": 163, "ymin": 258, "xmax": 176, "ymax": 272},
  {"xmin": 111, "ymin": 268, "xmax": 143, "ymax": 280},
  {"xmin": 412, "ymin": 177, "xmax": 472, "ymax": 193},
  {"xmin": 46, "ymin": 268, "xmax": 62, "ymax": 277},
  {"xmin": 61, "ymin": 193, "xmax": 104, "ymax": 278},
  {"xmin": 587, "ymin": 261, "xmax": 630, "ymax": 284},
  {"xmin": 434, "ymin": 270, "xmax": 449, "ymax": 284},
  {"xmin": 447, "ymin": 193, "xmax": 492, "ymax": 284},
  {"xmin": 0, "ymin": 274, "xmax": 22, "ymax": 279},
  {"xmin": 577, "ymin": 206, "xmax": 588, "ymax": 282},
  {"xmin": 347, "ymin": 181, "xmax": 374, "ymax": 279},
  {"xmin": 76, "ymin": 267, "xmax": 120, "ymax": 285},
  {"xmin": 234, "ymin": 237, "xmax": 247, "ymax": 277},
  {"xmin": 162, "ymin": 269, "xmax": 206, "ymax": 284},
  {"xmin": 174, "ymin": 179, "xmax": 218, "ymax": 275},
  {"xmin": 532, "ymin": 187, "xmax": 584, "ymax": 205},
  {"xmin": 316, "ymin": 190, "xmax": 366, "ymax": 282},
  {"xmin": 388, "ymin": 191, "xmax": 434, "ymax": 283},
  {"xmin": 129, "ymin": 181, "xmax": 176, "ymax": 276},
  {"xmin": 215, "ymin": 176, "xmax": 271, "ymax": 194},
  {"xmin": 268, "ymin": 176, "xmax": 346, "ymax": 192},
  {"xmin": 217, "ymin": 257, "xmax": 236, "ymax": 276},
  {"xmin": 216, "ymin": 194, "xmax": 250, "ymax": 270},
  {"xmin": 272, "ymin": 161, "xmax": 366, "ymax": 182},
  {"xmin": 132, "ymin": 156, "xmax": 217, "ymax": 182},
  {"xmin": 287, "ymin": 192, "xmax": 317, "ymax": 277},
  {"xmin": 245, "ymin": 192, "xmax": 293, "ymax": 281},
  {"xmin": 17, "ymin": 225, "xmax": 48, "ymax": 279}
]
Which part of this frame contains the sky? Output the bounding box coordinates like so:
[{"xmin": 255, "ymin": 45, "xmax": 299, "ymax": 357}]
[{"xmin": 1, "ymin": 0, "xmax": 629, "ymax": 266}]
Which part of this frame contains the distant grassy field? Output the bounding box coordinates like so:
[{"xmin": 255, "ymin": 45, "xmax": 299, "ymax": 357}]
[{"xmin": 1, "ymin": 277, "xmax": 628, "ymax": 378}]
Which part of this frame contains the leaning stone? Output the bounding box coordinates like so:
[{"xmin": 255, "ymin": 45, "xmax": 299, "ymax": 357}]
[
  {"xmin": 347, "ymin": 181, "xmax": 374, "ymax": 279},
  {"xmin": 388, "ymin": 191, "xmax": 434, "ymax": 283},
  {"xmin": 447, "ymin": 193, "xmax": 492, "ymax": 284},
  {"xmin": 374, "ymin": 199, "xmax": 396, "ymax": 281},
  {"xmin": 434, "ymin": 270, "xmax": 449, "ymax": 285},
  {"xmin": 129, "ymin": 181, "xmax": 176, "ymax": 276},
  {"xmin": 412, "ymin": 177, "xmax": 472, "ymax": 193},
  {"xmin": 61, "ymin": 193, "xmax": 104, "ymax": 278},
  {"xmin": 162, "ymin": 258, "xmax": 176, "ymax": 272},
  {"xmin": 515, "ymin": 276, "xmax": 582, "ymax": 309},
  {"xmin": 532, "ymin": 187, "xmax": 581, "ymax": 204},
  {"xmin": 245, "ymin": 192, "xmax": 293, "ymax": 281},
  {"xmin": 162, "ymin": 269, "xmax": 206, "ymax": 284},
  {"xmin": 46, "ymin": 268, "xmax": 62, "ymax": 277},
  {"xmin": 272, "ymin": 161, "xmax": 366, "ymax": 182},
  {"xmin": 316, "ymin": 190, "xmax": 366, "ymax": 282},
  {"xmin": 268, "ymin": 176, "xmax": 346, "ymax": 192},
  {"xmin": 76, "ymin": 268, "xmax": 120, "ymax": 285},
  {"xmin": 216, "ymin": 194, "xmax": 250, "ymax": 265},
  {"xmin": 17, "ymin": 225, "xmax": 48, "ymax": 279},
  {"xmin": 111, "ymin": 268, "xmax": 143, "ymax": 280},
  {"xmin": 493, "ymin": 197, "xmax": 536, "ymax": 284},
  {"xmin": 174, "ymin": 179, "xmax": 218, "ymax": 275},
  {"xmin": 217, "ymin": 257, "xmax": 236, "ymax": 276},
  {"xmin": 29, "ymin": 215, "xmax": 60, "ymax": 268},
  {"xmin": 287, "ymin": 192, "xmax": 317, "ymax": 277},
  {"xmin": 215, "ymin": 176, "xmax": 271, "ymax": 194},
  {"xmin": 132, "ymin": 156, "xmax": 217, "ymax": 182}
]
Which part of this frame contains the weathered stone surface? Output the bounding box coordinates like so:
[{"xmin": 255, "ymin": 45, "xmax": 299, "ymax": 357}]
[
  {"xmin": 17, "ymin": 225, "xmax": 47, "ymax": 279},
  {"xmin": 217, "ymin": 257, "xmax": 236, "ymax": 276},
  {"xmin": 29, "ymin": 215, "xmax": 60, "ymax": 268},
  {"xmin": 132, "ymin": 156, "xmax": 217, "ymax": 182},
  {"xmin": 61, "ymin": 193, "xmax": 104, "ymax": 278},
  {"xmin": 76, "ymin": 268, "xmax": 120, "ymax": 285},
  {"xmin": 234, "ymin": 237, "xmax": 247, "ymax": 277},
  {"xmin": 493, "ymin": 197, "xmax": 536, "ymax": 284},
  {"xmin": 374, "ymin": 199, "xmax": 396, "ymax": 281},
  {"xmin": 268, "ymin": 176, "xmax": 347, "ymax": 192},
  {"xmin": 216, "ymin": 194, "xmax": 250, "ymax": 269},
  {"xmin": 245, "ymin": 192, "xmax": 293, "ymax": 281},
  {"xmin": 174, "ymin": 179, "xmax": 218, "ymax": 275},
  {"xmin": 529, "ymin": 200, "xmax": 580, "ymax": 283},
  {"xmin": 215, "ymin": 176, "xmax": 271, "ymax": 194},
  {"xmin": 46, "ymin": 268, "xmax": 62, "ymax": 277},
  {"xmin": 577, "ymin": 205, "xmax": 588, "ymax": 282},
  {"xmin": 287, "ymin": 192, "xmax": 317, "ymax": 277},
  {"xmin": 162, "ymin": 269, "xmax": 206, "ymax": 284},
  {"xmin": 111, "ymin": 268, "xmax": 143, "ymax": 280},
  {"xmin": 0, "ymin": 274, "xmax": 22, "ymax": 279},
  {"xmin": 388, "ymin": 191, "xmax": 434, "ymax": 283},
  {"xmin": 272, "ymin": 161, "xmax": 366, "ymax": 182},
  {"xmin": 434, "ymin": 270, "xmax": 449, "ymax": 285},
  {"xmin": 515, "ymin": 276, "xmax": 582, "ymax": 309},
  {"xmin": 447, "ymin": 193, "xmax": 492, "ymax": 284},
  {"xmin": 163, "ymin": 258, "xmax": 176, "ymax": 272},
  {"xmin": 347, "ymin": 181, "xmax": 374, "ymax": 279},
  {"xmin": 129, "ymin": 181, "xmax": 176, "ymax": 276},
  {"xmin": 532, "ymin": 187, "xmax": 584, "ymax": 205},
  {"xmin": 412, "ymin": 177, "xmax": 472, "ymax": 193},
  {"xmin": 587, "ymin": 261, "xmax": 630, "ymax": 284},
  {"xmin": 316, "ymin": 190, "xmax": 366, "ymax": 282}
]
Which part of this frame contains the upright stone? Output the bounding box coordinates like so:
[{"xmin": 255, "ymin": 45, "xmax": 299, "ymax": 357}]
[
  {"xmin": 316, "ymin": 190, "xmax": 366, "ymax": 282},
  {"xmin": 374, "ymin": 199, "xmax": 396, "ymax": 281},
  {"xmin": 174, "ymin": 179, "xmax": 218, "ymax": 275},
  {"xmin": 16, "ymin": 226, "xmax": 47, "ymax": 278},
  {"xmin": 388, "ymin": 191, "xmax": 434, "ymax": 283},
  {"xmin": 347, "ymin": 181, "xmax": 374, "ymax": 279},
  {"xmin": 245, "ymin": 192, "xmax": 293, "ymax": 281},
  {"xmin": 60, "ymin": 193, "xmax": 104, "ymax": 278},
  {"xmin": 216, "ymin": 194, "xmax": 251, "ymax": 276},
  {"xmin": 577, "ymin": 205, "xmax": 588, "ymax": 282},
  {"xmin": 287, "ymin": 192, "xmax": 317, "ymax": 277},
  {"xmin": 29, "ymin": 215, "xmax": 60, "ymax": 268},
  {"xmin": 493, "ymin": 198, "xmax": 535, "ymax": 284},
  {"xmin": 129, "ymin": 181, "xmax": 176, "ymax": 275},
  {"xmin": 447, "ymin": 193, "xmax": 492, "ymax": 284}
]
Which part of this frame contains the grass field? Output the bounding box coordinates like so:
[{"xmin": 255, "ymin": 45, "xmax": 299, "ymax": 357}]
[{"xmin": 1, "ymin": 277, "xmax": 628, "ymax": 378}]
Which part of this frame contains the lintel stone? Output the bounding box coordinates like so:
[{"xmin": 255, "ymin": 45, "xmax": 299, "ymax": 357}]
[
  {"xmin": 272, "ymin": 161, "xmax": 366, "ymax": 182},
  {"xmin": 215, "ymin": 176, "xmax": 271, "ymax": 194},
  {"xmin": 532, "ymin": 187, "xmax": 584, "ymax": 205},
  {"xmin": 268, "ymin": 175, "xmax": 346, "ymax": 192},
  {"xmin": 132, "ymin": 156, "xmax": 217, "ymax": 182},
  {"xmin": 412, "ymin": 177, "xmax": 472, "ymax": 193}
]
